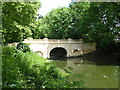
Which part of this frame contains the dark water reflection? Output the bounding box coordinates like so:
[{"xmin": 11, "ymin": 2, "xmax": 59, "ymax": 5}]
[{"xmin": 51, "ymin": 52, "xmax": 120, "ymax": 88}]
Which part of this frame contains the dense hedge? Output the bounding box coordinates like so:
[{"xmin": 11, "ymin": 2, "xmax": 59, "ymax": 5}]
[{"xmin": 2, "ymin": 46, "xmax": 85, "ymax": 88}]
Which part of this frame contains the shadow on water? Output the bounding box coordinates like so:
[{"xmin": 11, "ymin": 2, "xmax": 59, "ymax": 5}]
[
  {"xmin": 49, "ymin": 51, "xmax": 120, "ymax": 88},
  {"xmin": 50, "ymin": 51, "xmax": 120, "ymax": 66},
  {"xmin": 80, "ymin": 51, "xmax": 120, "ymax": 66}
]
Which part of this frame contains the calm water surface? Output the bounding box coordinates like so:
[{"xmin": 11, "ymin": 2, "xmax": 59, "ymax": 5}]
[{"xmin": 51, "ymin": 52, "xmax": 120, "ymax": 88}]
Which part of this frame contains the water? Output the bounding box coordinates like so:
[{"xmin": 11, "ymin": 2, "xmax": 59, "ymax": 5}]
[{"xmin": 51, "ymin": 52, "xmax": 120, "ymax": 88}]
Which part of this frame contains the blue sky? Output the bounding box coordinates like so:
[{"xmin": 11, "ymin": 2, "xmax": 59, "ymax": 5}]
[{"xmin": 38, "ymin": 0, "xmax": 71, "ymax": 16}]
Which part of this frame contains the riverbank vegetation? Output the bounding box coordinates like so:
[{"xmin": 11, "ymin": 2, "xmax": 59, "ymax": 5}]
[{"xmin": 2, "ymin": 46, "xmax": 85, "ymax": 88}]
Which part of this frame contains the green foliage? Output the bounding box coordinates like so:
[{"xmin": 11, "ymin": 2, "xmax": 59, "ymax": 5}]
[
  {"xmin": 36, "ymin": 2, "xmax": 120, "ymax": 52},
  {"xmin": 36, "ymin": 2, "xmax": 90, "ymax": 39},
  {"xmin": 2, "ymin": 46, "xmax": 85, "ymax": 88},
  {"xmin": 38, "ymin": 7, "xmax": 82, "ymax": 39},
  {"xmin": 2, "ymin": 2, "xmax": 41, "ymax": 44},
  {"xmin": 78, "ymin": 2, "xmax": 120, "ymax": 52},
  {"xmin": 16, "ymin": 42, "xmax": 30, "ymax": 53},
  {"xmin": 37, "ymin": 2, "xmax": 120, "ymax": 52},
  {"xmin": 3, "ymin": 2, "xmax": 119, "ymax": 52},
  {"xmin": 29, "ymin": 20, "xmax": 45, "ymax": 39},
  {"xmin": 2, "ymin": 46, "xmax": 46, "ymax": 88}
]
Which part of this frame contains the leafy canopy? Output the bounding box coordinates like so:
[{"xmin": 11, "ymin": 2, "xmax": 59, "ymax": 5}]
[
  {"xmin": 2, "ymin": 2, "xmax": 41, "ymax": 44},
  {"xmin": 37, "ymin": 2, "xmax": 120, "ymax": 52}
]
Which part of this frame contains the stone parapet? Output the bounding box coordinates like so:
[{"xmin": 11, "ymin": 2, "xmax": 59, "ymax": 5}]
[{"xmin": 23, "ymin": 38, "xmax": 83, "ymax": 44}]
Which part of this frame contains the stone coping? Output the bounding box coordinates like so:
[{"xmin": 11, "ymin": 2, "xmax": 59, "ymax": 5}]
[{"xmin": 24, "ymin": 38, "xmax": 83, "ymax": 43}]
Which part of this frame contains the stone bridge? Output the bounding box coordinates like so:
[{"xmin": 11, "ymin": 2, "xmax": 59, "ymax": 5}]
[{"xmin": 21, "ymin": 38, "xmax": 96, "ymax": 59}]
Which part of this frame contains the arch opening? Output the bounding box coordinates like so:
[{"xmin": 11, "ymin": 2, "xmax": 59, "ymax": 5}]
[{"xmin": 50, "ymin": 47, "xmax": 67, "ymax": 60}]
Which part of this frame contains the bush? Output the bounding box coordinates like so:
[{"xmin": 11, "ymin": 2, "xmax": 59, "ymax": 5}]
[
  {"xmin": 2, "ymin": 46, "xmax": 25, "ymax": 88},
  {"xmin": 2, "ymin": 46, "xmax": 46, "ymax": 88},
  {"xmin": 2, "ymin": 46, "xmax": 85, "ymax": 88},
  {"xmin": 16, "ymin": 42, "xmax": 30, "ymax": 53}
]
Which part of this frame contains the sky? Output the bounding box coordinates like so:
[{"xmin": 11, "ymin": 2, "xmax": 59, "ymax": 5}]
[{"xmin": 38, "ymin": 0, "xmax": 71, "ymax": 16}]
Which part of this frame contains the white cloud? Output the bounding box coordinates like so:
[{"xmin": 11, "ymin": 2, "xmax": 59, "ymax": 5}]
[{"xmin": 38, "ymin": 0, "xmax": 71, "ymax": 16}]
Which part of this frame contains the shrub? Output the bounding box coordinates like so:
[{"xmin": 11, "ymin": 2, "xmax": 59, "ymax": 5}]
[
  {"xmin": 2, "ymin": 46, "xmax": 25, "ymax": 88},
  {"xmin": 16, "ymin": 42, "xmax": 30, "ymax": 53}
]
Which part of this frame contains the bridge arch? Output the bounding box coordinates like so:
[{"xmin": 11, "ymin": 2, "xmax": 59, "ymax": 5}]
[
  {"xmin": 36, "ymin": 51, "xmax": 43, "ymax": 57},
  {"xmin": 49, "ymin": 47, "xmax": 68, "ymax": 60}
]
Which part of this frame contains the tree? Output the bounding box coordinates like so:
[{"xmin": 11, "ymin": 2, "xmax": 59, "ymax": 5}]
[
  {"xmin": 70, "ymin": 2, "xmax": 120, "ymax": 52},
  {"xmin": 36, "ymin": 2, "xmax": 120, "ymax": 52},
  {"xmin": 29, "ymin": 19, "xmax": 45, "ymax": 39},
  {"xmin": 69, "ymin": 2, "xmax": 90, "ymax": 39},
  {"xmin": 2, "ymin": 2, "xmax": 41, "ymax": 44},
  {"xmin": 38, "ymin": 7, "xmax": 83, "ymax": 39},
  {"xmin": 37, "ymin": 2, "xmax": 91, "ymax": 39},
  {"xmin": 82, "ymin": 2, "xmax": 120, "ymax": 52}
]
